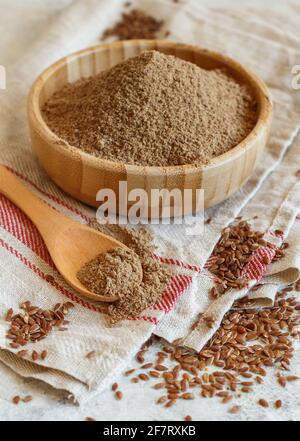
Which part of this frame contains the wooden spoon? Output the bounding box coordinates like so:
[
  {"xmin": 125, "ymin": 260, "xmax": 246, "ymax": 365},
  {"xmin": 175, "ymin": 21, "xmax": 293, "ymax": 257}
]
[{"xmin": 0, "ymin": 165, "xmax": 135, "ymax": 302}]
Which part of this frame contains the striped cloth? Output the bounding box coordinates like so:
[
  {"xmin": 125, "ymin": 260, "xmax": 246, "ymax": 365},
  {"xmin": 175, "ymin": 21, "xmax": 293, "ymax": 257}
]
[{"xmin": 0, "ymin": 0, "xmax": 300, "ymax": 401}]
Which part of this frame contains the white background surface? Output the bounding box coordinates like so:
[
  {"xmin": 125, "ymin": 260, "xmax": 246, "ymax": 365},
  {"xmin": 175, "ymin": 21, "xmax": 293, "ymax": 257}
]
[{"xmin": 0, "ymin": 0, "xmax": 300, "ymax": 421}]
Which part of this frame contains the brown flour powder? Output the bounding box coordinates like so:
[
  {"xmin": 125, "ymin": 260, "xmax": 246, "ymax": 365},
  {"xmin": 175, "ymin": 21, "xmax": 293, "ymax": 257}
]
[
  {"xmin": 77, "ymin": 247, "xmax": 143, "ymax": 299},
  {"xmin": 101, "ymin": 9, "xmax": 164, "ymax": 41},
  {"xmin": 78, "ymin": 222, "xmax": 172, "ymax": 324},
  {"xmin": 42, "ymin": 50, "xmax": 257, "ymax": 167}
]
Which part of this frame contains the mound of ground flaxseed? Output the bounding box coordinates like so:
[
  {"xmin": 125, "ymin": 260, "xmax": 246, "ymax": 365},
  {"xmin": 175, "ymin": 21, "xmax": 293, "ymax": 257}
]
[
  {"xmin": 77, "ymin": 247, "xmax": 143, "ymax": 299},
  {"xmin": 42, "ymin": 50, "xmax": 257, "ymax": 167},
  {"xmin": 78, "ymin": 223, "xmax": 172, "ymax": 324}
]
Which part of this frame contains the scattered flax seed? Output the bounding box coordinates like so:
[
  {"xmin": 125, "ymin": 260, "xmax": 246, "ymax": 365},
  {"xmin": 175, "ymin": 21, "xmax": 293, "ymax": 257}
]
[
  {"xmin": 139, "ymin": 373, "xmax": 150, "ymax": 381},
  {"xmin": 275, "ymin": 400, "xmax": 282, "ymax": 409},
  {"xmin": 141, "ymin": 363, "xmax": 153, "ymax": 369},
  {"xmin": 115, "ymin": 391, "xmax": 123, "ymax": 400},
  {"xmin": 181, "ymin": 393, "xmax": 194, "ymax": 400},
  {"xmin": 5, "ymin": 301, "xmax": 73, "ymax": 349},
  {"xmin": 131, "ymin": 377, "xmax": 139, "ymax": 383},
  {"xmin": 155, "ymin": 364, "xmax": 168, "ymax": 371},
  {"xmin": 32, "ymin": 350, "xmax": 38, "ymax": 361},
  {"xmin": 5, "ymin": 308, "xmax": 13, "ymax": 321},
  {"xmin": 149, "ymin": 371, "xmax": 161, "ymax": 378},
  {"xmin": 255, "ymin": 376, "xmax": 264, "ymax": 384},
  {"xmin": 101, "ymin": 9, "xmax": 164, "ymax": 41},
  {"xmin": 136, "ymin": 351, "xmax": 145, "ymax": 364},
  {"xmin": 286, "ymin": 376, "xmax": 299, "ymax": 382},
  {"xmin": 157, "ymin": 396, "xmax": 168, "ymax": 405},
  {"xmin": 86, "ymin": 351, "xmax": 96, "ymax": 359},
  {"xmin": 123, "ymin": 288, "xmax": 299, "ymax": 414},
  {"xmin": 208, "ymin": 221, "xmax": 286, "ymax": 298},
  {"xmin": 165, "ymin": 399, "xmax": 176, "ymax": 408},
  {"xmin": 203, "ymin": 314, "xmax": 215, "ymax": 329},
  {"xmin": 85, "ymin": 416, "xmax": 96, "ymax": 421},
  {"xmin": 184, "ymin": 415, "xmax": 193, "ymax": 421},
  {"xmin": 12, "ymin": 395, "xmax": 20, "ymax": 405},
  {"xmin": 41, "ymin": 350, "xmax": 47, "ymax": 360},
  {"xmin": 112, "ymin": 383, "xmax": 118, "ymax": 391},
  {"xmin": 258, "ymin": 399, "xmax": 269, "ymax": 408},
  {"xmin": 222, "ymin": 395, "xmax": 233, "ymax": 404},
  {"xmin": 241, "ymin": 386, "xmax": 252, "ymax": 393},
  {"xmin": 278, "ymin": 376, "xmax": 286, "ymax": 388},
  {"xmin": 172, "ymin": 338, "xmax": 182, "ymax": 346},
  {"xmin": 124, "ymin": 369, "xmax": 135, "ymax": 376},
  {"xmin": 17, "ymin": 350, "xmax": 27, "ymax": 358},
  {"xmin": 22, "ymin": 395, "xmax": 33, "ymax": 403}
]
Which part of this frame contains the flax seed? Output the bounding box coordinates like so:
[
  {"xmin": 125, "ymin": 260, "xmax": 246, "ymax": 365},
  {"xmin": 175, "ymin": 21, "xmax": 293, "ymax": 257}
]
[
  {"xmin": 86, "ymin": 351, "xmax": 96, "ymax": 359},
  {"xmin": 12, "ymin": 395, "xmax": 20, "ymax": 405},
  {"xmin": 156, "ymin": 396, "xmax": 168, "ymax": 405},
  {"xmin": 274, "ymin": 400, "xmax": 282, "ymax": 409},
  {"xmin": 139, "ymin": 373, "xmax": 149, "ymax": 381},
  {"xmin": 278, "ymin": 376, "xmax": 286, "ymax": 387},
  {"xmin": 16, "ymin": 350, "xmax": 27, "ymax": 358},
  {"xmin": 5, "ymin": 308, "xmax": 13, "ymax": 321},
  {"xmin": 286, "ymin": 376, "xmax": 299, "ymax": 381},
  {"xmin": 165, "ymin": 399, "xmax": 176, "ymax": 408},
  {"xmin": 141, "ymin": 363, "xmax": 153, "ymax": 369},
  {"xmin": 222, "ymin": 395, "xmax": 232, "ymax": 404},
  {"xmin": 155, "ymin": 364, "xmax": 168, "ymax": 371},
  {"xmin": 153, "ymin": 383, "xmax": 164, "ymax": 390},
  {"xmin": 115, "ymin": 391, "xmax": 123, "ymax": 400},
  {"xmin": 181, "ymin": 393, "xmax": 194, "ymax": 400},
  {"xmin": 184, "ymin": 415, "xmax": 193, "ymax": 421},
  {"xmin": 31, "ymin": 350, "xmax": 38, "ymax": 361},
  {"xmin": 124, "ymin": 369, "xmax": 135, "ymax": 376},
  {"xmin": 112, "ymin": 383, "xmax": 118, "ymax": 391},
  {"xmin": 258, "ymin": 399, "xmax": 269, "ymax": 408},
  {"xmin": 149, "ymin": 370, "xmax": 161, "ymax": 378},
  {"xmin": 41, "ymin": 350, "xmax": 47, "ymax": 360}
]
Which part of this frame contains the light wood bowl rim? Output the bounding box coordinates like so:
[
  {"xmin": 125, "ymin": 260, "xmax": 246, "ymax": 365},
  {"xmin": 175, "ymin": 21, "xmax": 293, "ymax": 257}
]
[{"xmin": 28, "ymin": 39, "xmax": 273, "ymax": 174}]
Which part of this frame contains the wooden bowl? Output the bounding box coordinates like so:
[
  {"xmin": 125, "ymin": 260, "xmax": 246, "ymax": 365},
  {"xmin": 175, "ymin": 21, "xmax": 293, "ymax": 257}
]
[{"xmin": 28, "ymin": 40, "xmax": 272, "ymax": 214}]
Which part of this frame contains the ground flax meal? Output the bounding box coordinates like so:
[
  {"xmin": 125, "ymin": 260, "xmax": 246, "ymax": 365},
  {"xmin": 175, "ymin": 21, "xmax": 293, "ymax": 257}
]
[
  {"xmin": 101, "ymin": 9, "xmax": 164, "ymax": 41},
  {"xmin": 77, "ymin": 248, "xmax": 143, "ymax": 299},
  {"xmin": 42, "ymin": 50, "xmax": 257, "ymax": 167},
  {"xmin": 77, "ymin": 222, "xmax": 172, "ymax": 324}
]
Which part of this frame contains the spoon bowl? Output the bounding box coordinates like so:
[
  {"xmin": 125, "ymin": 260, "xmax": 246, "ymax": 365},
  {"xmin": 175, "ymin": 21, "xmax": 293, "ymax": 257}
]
[
  {"xmin": 0, "ymin": 164, "xmax": 128, "ymax": 302},
  {"xmin": 52, "ymin": 223, "xmax": 128, "ymax": 302}
]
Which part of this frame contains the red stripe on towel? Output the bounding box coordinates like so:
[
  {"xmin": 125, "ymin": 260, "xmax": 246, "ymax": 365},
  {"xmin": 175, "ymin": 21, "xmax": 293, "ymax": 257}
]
[
  {"xmin": 243, "ymin": 246, "xmax": 276, "ymax": 282},
  {"xmin": 153, "ymin": 274, "xmax": 193, "ymax": 312},
  {"xmin": 152, "ymin": 254, "xmax": 201, "ymax": 273},
  {"xmin": 0, "ymin": 194, "xmax": 53, "ymax": 264}
]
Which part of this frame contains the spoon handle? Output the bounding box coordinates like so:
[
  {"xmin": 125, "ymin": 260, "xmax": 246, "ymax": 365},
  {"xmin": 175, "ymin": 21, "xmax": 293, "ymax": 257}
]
[{"xmin": 0, "ymin": 165, "xmax": 70, "ymax": 243}]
